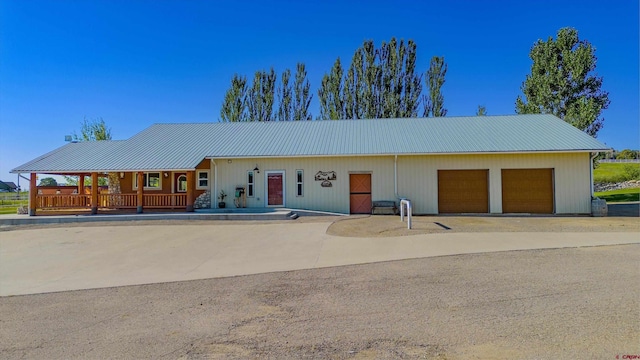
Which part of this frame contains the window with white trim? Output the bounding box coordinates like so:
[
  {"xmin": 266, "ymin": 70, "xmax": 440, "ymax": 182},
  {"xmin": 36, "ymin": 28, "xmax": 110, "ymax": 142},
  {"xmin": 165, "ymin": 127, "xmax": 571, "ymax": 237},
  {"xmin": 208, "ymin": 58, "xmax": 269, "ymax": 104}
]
[
  {"xmin": 197, "ymin": 170, "xmax": 209, "ymax": 189},
  {"xmin": 133, "ymin": 172, "xmax": 161, "ymax": 190},
  {"xmin": 247, "ymin": 171, "xmax": 254, "ymax": 197},
  {"xmin": 296, "ymin": 169, "xmax": 303, "ymax": 197}
]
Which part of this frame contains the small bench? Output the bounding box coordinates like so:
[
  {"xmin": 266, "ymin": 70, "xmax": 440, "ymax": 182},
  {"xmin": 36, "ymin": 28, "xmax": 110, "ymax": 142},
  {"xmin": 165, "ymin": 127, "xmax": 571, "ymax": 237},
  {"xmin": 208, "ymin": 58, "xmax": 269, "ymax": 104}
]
[{"xmin": 371, "ymin": 200, "xmax": 398, "ymax": 215}]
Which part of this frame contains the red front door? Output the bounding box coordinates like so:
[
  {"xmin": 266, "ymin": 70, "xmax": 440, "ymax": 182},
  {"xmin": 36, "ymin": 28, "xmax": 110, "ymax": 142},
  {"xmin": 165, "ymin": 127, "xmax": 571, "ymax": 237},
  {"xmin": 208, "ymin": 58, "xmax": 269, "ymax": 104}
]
[{"xmin": 267, "ymin": 172, "xmax": 284, "ymax": 206}]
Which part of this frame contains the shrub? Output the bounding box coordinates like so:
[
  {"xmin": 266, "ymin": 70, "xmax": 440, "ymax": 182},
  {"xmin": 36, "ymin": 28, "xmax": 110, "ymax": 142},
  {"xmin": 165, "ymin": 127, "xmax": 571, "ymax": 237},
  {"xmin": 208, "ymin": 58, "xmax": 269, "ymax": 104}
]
[{"xmin": 623, "ymin": 164, "xmax": 640, "ymax": 181}]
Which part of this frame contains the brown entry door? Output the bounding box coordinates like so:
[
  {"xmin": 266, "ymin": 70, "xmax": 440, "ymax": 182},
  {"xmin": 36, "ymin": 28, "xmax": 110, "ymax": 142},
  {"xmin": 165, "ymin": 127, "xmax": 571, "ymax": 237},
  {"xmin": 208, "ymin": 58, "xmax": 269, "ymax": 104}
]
[
  {"xmin": 267, "ymin": 172, "xmax": 284, "ymax": 206},
  {"xmin": 350, "ymin": 174, "xmax": 371, "ymax": 214}
]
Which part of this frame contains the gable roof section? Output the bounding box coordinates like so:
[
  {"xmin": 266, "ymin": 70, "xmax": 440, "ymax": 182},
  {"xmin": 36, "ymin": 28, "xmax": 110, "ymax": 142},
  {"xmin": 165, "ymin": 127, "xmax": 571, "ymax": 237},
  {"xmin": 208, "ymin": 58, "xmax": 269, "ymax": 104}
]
[
  {"xmin": 12, "ymin": 141, "xmax": 127, "ymax": 173},
  {"xmin": 11, "ymin": 114, "xmax": 609, "ymax": 173},
  {"xmin": 0, "ymin": 181, "xmax": 18, "ymax": 191}
]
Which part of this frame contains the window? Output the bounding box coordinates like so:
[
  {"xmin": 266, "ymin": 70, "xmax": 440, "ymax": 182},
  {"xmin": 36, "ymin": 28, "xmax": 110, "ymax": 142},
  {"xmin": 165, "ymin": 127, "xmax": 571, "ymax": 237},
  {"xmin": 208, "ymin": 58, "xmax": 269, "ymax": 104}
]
[
  {"xmin": 197, "ymin": 170, "xmax": 209, "ymax": 189},
  {"xmin": 177, "ymin": 175, "xmax": 187, "ymax": 192},
  {"xmin": 133, "ymin": 172, "xmax": 161, "ymax": 190},
  {"xmin": 247, "ymin": 171, "xmax": 254, "ymax": 197},
  {"xmin": 296, "ymin": 170, "xmax": 303, "ymax": 197}
]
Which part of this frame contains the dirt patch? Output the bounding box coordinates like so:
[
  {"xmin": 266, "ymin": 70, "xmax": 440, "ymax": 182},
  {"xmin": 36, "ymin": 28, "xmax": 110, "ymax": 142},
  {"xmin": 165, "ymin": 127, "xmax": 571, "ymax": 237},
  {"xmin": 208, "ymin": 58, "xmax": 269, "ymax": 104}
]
[{"xmin": 326, "ymin": 214, "xmax": 640, "ymax": 237}]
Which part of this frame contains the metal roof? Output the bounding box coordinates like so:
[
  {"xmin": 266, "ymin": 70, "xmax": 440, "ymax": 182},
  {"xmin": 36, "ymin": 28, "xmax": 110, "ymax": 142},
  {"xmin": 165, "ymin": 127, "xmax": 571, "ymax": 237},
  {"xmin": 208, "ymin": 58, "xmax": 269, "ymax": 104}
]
[{"xmin": 11, "ymin": 114, "xmax": 609, "ymax": 173}]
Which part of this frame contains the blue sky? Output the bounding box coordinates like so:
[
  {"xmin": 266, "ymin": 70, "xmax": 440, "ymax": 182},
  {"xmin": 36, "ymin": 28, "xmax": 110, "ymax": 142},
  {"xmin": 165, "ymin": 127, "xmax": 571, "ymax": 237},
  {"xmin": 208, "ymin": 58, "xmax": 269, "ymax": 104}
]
[{"xmin": 1, "ymin": 0, "xmax": 638, "ymax": 187}]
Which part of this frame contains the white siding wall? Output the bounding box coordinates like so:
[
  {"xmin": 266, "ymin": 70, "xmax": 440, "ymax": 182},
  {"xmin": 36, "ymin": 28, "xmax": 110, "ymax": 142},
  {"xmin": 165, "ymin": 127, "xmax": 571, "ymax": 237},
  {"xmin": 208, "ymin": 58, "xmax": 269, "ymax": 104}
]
[
  {"xmin": 213, "ymin": 152, "xmax": 592, "ymax": 215},
  {"xmin": 398, "ymin": 152, "xmax": 591, "ymax": 214},
  {"xmin": 214, "ymin": 157, "xmax": 395, "ymax": 213}
]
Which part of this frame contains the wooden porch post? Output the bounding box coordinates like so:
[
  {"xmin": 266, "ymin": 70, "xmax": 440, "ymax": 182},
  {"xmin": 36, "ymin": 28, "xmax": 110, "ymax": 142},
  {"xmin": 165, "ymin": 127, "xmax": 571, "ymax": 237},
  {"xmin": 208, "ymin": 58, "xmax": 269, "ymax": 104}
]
[
  {"xmin": 91, "ymin": 172, "xmax": 98, "ymax": 214},
  {"xmin": 137, "ymin": 172, "xmax": 144, "ymax": 214},
  {"xmin": 186, "ymin": 170, "xmax": 195, "ymax": 212},
  {"xmin": 29, "ymin": 173, "xmax": 37, "ymax": 216},
  {"xmin": 78, "ymin": 174, "xmax": 85, "ymax": 195}
]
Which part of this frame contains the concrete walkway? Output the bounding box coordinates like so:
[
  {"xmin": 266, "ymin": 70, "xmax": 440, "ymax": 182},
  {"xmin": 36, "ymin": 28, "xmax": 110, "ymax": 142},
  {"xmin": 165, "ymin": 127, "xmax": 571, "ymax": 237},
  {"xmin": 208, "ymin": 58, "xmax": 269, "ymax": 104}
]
[{"xmin": 1, "ymin": 222, "xmax": 638, "ymax": 296}]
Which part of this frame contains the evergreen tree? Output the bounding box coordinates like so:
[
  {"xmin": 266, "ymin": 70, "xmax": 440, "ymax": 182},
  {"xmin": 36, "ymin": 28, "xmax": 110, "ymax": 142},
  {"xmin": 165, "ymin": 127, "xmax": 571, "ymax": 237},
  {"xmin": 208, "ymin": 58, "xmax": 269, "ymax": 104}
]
[
  {"xmin": 516, "ymin": 27, "xmax": 609, "ymax": 136},
  {"xmin": 423, "ymin": 56, "xmax": 447, "ymax": 117}
]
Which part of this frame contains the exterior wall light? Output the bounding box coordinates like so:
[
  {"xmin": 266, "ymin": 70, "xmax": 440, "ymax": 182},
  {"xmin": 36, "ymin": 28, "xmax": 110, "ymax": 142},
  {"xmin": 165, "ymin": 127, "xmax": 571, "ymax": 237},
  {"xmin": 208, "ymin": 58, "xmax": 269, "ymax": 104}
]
[{"xmin": 253, "ymin": 165, "xmax": 260, "ymax": 174}]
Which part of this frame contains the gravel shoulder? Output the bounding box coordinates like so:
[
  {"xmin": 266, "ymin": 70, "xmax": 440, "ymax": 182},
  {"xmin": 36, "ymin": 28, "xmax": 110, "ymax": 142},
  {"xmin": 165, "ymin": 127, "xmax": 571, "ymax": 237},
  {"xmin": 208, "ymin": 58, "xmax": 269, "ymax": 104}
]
[{"xmin": 1, "ymin": 244, "xmax": 638, "ymax": 359}]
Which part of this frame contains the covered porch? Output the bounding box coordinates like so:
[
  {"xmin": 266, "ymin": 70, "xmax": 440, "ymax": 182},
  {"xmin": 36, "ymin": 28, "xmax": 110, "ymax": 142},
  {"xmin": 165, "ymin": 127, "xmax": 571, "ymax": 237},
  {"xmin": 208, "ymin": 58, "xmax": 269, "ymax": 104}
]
[{"xmin": 26, "ymin": 171, "xmax": 198, "ymax": 216}]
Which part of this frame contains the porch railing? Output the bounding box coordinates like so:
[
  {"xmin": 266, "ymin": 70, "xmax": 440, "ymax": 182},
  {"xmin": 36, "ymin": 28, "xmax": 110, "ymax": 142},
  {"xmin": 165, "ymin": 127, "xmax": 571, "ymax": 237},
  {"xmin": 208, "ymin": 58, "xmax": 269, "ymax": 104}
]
[
  {"xmin": 35, "ymin": 193, "xmax": 187, "ymax": 210},
  {"xmin": 36, "ymin": 194, "xmax": 91, "ymax": 209},
  {"xmin": 144, "ymin": 194, "xmax": 187, "ymax": 208}
]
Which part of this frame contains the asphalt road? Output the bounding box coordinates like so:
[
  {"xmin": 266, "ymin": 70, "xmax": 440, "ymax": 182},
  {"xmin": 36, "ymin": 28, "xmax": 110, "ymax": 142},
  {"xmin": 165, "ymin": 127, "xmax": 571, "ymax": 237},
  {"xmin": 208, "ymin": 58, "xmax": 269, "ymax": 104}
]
[{"xmin": 1, "ymin": 244, "xmax": 638, "ymax": 359}]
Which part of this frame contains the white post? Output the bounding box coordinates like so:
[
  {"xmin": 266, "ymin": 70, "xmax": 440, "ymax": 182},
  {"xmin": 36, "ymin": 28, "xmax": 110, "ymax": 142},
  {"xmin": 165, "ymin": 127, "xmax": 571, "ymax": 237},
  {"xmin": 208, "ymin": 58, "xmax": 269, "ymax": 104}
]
[{"xmin": 400, "ymin": 199, "xmax": 412, "ymax": 229}]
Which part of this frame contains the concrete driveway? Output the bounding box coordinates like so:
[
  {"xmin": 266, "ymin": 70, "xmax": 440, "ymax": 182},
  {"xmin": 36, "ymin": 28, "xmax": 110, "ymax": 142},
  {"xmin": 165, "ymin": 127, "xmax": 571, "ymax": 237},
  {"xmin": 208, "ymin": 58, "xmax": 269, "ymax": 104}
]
[{"xmin": 1, "ymin": 221, "xmax": 638, "ymax": 296}]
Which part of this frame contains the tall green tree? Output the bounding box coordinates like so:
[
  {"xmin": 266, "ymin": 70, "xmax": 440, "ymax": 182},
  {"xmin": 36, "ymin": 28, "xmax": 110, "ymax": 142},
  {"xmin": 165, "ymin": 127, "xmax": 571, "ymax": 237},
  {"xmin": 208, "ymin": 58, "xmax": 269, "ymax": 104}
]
[
  {"xmin": 476, "ymin": 105, "xmax": 487, "ymax": 116},
  {"xmin": 220, "ymin": 75, "xmax": 248, "ymax": 122},
  {"xmin": 277, "ymin": 69, "xmax": 292, "ymax": 121},
  {"xmin": 515, "ymin": 27, "xmax": 610, "ymax": 136},
  {"xmin": 292, "ymin": 63, "xmax": 313, "ymax": 121},
  {"xmin": 247, "ymin": 68, "xmax": 277, "ymax": 121},
  {"xmin": 38, "ymin": 177, "xmax": 58, "ymax": 186},
  {"xmin": 318, "ymin": 58, "xmax": 345, "ymax": 120},
  {"xmin": 423, "ymin": 56, "xmax": 447, "ymax": 117},
  {"xmin": 322, "ymin": 38, "xmax": 422, "ymax": 120},
  {"xmin": 400, "ymin": 40, "xmax": 422, "ymax": 118},
  {"xmin": 74, "ymin": 116, "xmax": 112, "ymax": 141},
  {"xmin": 67, "ymin": 117, "xmax": 112, "ymax": 186}
]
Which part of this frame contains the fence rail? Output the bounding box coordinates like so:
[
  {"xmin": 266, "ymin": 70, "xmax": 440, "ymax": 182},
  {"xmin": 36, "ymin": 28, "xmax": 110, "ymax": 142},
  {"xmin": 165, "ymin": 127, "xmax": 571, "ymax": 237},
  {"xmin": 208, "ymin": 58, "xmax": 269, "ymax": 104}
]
[{"xmin": 599, "ymin": 159, "xmax": 640, "ymax": 163}]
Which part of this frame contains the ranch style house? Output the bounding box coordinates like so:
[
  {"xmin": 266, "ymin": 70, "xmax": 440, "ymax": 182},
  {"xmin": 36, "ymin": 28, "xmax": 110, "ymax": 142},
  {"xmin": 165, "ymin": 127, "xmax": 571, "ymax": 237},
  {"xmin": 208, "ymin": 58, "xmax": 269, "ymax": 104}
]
[{"xmin": 11, "ymin": 114, "xmax": 609, "ymax": 216}]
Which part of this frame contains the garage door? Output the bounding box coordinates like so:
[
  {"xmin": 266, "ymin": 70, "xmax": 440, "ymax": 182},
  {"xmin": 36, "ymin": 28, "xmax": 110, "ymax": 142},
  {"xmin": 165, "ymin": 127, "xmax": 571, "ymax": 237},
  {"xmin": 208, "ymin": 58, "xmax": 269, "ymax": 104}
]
[
  {"xmin": 350, "ymin": 173, "xmax": 372, "ymax": 214},
  {"xmin": 502, "ymin": 169, "xmax": 554, "ymax": 214},
  {"xmin": 438, "ymin": 170, "xmax": 489, "ymax": 213}
]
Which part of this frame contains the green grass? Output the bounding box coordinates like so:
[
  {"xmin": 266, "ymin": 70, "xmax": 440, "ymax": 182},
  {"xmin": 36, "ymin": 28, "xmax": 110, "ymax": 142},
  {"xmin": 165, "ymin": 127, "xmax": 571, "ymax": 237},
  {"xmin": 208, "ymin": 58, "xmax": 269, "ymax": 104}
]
[
  {"xmin": 594, "ymin": 163, "xmax": 640, "ymax": 183},
  {"xmin": 594, "ymin": 188, "xmax": 640, "ymax": 203},
  {"xmin": 0, "ymin": 193, "xmax": 28, "ymax": 215},
  {"xmin": 0, "ymin": 207, "xmax": 21, "ymax": 215}
]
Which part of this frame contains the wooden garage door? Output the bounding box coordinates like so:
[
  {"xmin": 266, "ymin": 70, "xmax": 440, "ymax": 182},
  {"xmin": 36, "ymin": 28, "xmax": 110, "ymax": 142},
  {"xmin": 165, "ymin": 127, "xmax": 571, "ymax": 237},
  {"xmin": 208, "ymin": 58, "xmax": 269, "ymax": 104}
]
[
  {"xmin": 502, "ymin": 169, "xmax": 553, "ymax": 214},
  {"xmin": 438, "ymin": 170, "xmax": 489, "ymax": 213},
  {"xmin": 350, "ymin": 174, "xmax": 371, "ymax": 214}
]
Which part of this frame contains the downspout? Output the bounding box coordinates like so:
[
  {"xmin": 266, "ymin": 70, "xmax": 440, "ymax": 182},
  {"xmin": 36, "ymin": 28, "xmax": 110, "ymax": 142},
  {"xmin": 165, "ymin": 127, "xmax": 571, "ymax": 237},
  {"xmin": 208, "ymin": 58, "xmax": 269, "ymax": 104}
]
[
  {"xmin": 394, "ymin": 155, "xmax": 399, "ymax": 199},
  {"xmin": 213, "ymin": 159, "xmax": 218, "ymax": 209},
  {"xmin": 590, "ymin": 152, "xmax": 598, "ymax": 197}
]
